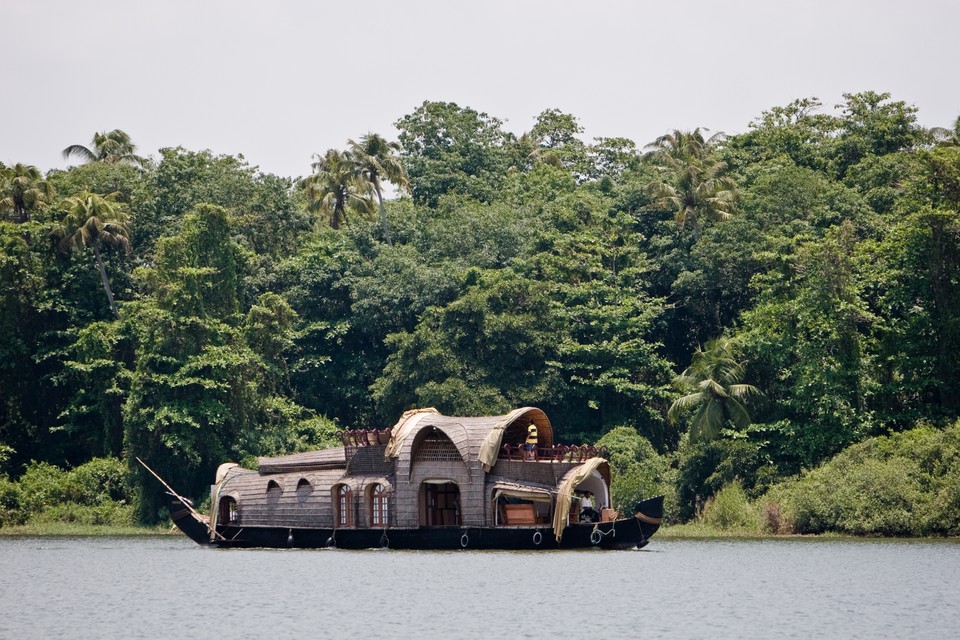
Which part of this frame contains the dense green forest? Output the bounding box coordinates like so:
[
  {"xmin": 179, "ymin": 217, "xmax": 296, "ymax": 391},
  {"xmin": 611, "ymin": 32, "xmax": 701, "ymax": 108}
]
[{"xmin": 2, "ymin": 92, "xmax": 959, "ymax": 534}]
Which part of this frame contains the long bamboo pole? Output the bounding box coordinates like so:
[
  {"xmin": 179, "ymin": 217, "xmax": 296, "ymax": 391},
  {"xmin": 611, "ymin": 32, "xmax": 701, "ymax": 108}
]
[{"xmin": 135, "ymin": 456, "xmax": 225, "ymax": 541}]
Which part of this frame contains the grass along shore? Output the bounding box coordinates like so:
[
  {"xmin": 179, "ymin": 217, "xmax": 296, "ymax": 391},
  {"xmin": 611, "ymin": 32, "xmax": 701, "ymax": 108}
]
[{"xmin": 0, "ymin": 522, "xmax": 175, "ymax": 537}]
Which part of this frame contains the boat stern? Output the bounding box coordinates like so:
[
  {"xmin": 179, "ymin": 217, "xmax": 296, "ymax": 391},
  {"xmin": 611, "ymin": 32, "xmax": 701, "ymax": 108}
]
[
  {"xmin": 164, "ymin": 492, "xmax": 213, "ymax": 545},
  {"xmin": 634, "ymin": 495, "xmax": 664, "ymax": 545}
]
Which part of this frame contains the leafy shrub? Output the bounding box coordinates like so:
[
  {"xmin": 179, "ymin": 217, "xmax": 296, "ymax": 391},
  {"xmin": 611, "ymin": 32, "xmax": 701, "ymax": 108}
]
[
  {"xmin": 0, "ymin": 457, "xmax": 133, "ymax": 528},
  {"xmin": 920, "ymin": 467, "xmax": 960, "ymax": 535},
  {"xmin": 0, "ymin": 477, "xmax": 24, "ymax": 526},
  {"xmin": 763, "ymin": 421, "xmax": 960, "ymax": 536},
  {"xmin": 596, "ymin": 426, "xmax": 671, "ymax": 515},
  {"xmin": 675, "ymin": 437, "xmax": 778, "ymax": 521},
  {"xmin": 701, "ymin": 480, "xmax": 761, "ymax": 531},
  {"xmin": 66, "ymin": 457, "xmax": 130, "ymax": 505},
  {"xmin": 0, "ymin": 443, "xmax": 13, "ymax": 473},
  {"xmin": 597, "ymin": 426, "xmax": 661, "ymax": 472},
  {"xmin": 613, "ymin": 462, "xmax": 662, "ymax": 512},
  {"xmin": 16, "ymin": 462, "xmax": 72, "ymax": 513},
  {"xmin": 759, "ymin": 500, "xmax": 791, "ymax": 534}
]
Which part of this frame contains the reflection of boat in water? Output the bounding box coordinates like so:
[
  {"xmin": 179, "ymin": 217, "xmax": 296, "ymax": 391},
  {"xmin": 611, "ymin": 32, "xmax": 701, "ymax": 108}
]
[{"xmin": 159, "ymin": 407, "xmax": 664, "ymax": 550}]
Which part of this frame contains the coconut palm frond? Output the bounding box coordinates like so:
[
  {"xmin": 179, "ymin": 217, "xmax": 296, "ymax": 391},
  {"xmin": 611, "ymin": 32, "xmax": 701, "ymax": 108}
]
[
  {"xmin": 728, "ymin": 383, "xmax": 762, "ymax": 401},
  {"xmin": 669, "ymin": 337, "xmax": 761, "ymax": 442},
  {"xmin": 53, "ymin": 190, "xmax": 130, "ymax": 317},
  {"xmin": 62, "ymin": 144, "xmax": 97, "ymax": 163},
  {"xmin": 345, "ymin": 133, "xmax": 409, "ymax": 245},
  {"xmin": 668, "ymin": 391, "xmax": 706, "ymax": 424},
  {"xmin": 63, "ymin": 130, "xmax": 146, "ymax": 168},
  {"xmin": 691, "ymin": 399, "xmax": 724, "ymax": 442},
  {"xmin": 1, "ymin": 163, "xmax": 54, "ymax": 223},
  {"xmin": 643, "ymin": 129, "xmax": 737, "ymax": 236},
  {"xmin": 725, "ymin": 397, "xmax": 753, "ymax": 430}
]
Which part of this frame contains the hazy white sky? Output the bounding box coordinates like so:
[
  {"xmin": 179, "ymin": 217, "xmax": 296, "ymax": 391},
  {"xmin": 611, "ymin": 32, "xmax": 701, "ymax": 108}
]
[{"xmin": 3, "ymin": 0, "xmax": 958, "ymax": 179}]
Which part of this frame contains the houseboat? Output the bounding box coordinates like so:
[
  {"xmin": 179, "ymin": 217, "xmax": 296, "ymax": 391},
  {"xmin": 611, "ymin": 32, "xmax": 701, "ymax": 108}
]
[{"xmin": 162, "ymin": 407, "xmax": 664, "ymax": 550}]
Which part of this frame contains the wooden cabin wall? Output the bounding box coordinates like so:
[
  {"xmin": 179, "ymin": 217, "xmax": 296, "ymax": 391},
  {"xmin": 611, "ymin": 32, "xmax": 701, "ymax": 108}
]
[
  {"xmin": 340, "ymin": 446, "xmax": 397, "ymax": 528},
  {"xmin": 221, "ymin": 469, "xmax": 344, "ymax": 528},
  {"xmin": 400, "ymin": 459, "xmax": 484, "ymax": 528},
  {"xmin": 394, "ymin": 424, "xmax": 485, "ymax": 528}
]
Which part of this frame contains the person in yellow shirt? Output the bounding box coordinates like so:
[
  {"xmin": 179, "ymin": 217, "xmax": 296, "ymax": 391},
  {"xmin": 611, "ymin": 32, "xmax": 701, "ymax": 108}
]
[{"xmin": 524, "ymin": 423, "xmax": 538, "ymax": 460}]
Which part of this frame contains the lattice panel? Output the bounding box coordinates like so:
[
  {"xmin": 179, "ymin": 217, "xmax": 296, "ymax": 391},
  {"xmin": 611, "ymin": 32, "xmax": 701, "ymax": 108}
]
[{"xmin": 414, "ymin": 434, "xmax": 462, "ymax": 461}]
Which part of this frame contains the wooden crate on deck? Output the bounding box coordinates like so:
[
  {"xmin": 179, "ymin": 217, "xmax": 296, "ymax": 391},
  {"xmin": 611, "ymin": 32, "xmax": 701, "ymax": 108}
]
[{"xmin": 504, "ymin": 504, "xmax": 537, "ymax": 525}]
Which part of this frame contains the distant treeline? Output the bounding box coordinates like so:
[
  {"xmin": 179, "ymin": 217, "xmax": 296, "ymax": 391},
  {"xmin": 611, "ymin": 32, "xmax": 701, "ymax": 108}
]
[{"xmin": 1, "ymin": 93, "xmax": 958, "ymax": 532}]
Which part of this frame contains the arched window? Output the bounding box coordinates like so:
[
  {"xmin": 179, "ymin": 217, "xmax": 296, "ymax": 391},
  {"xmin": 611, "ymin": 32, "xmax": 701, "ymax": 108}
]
[
  {"xmin": 218, "ymin": 496, "xmax": 238, "ymax": 524},
  {"xmin": 370, "ymin": 484, "xmax": 389, "ymax": 527},
  {"xmin": 296, "ymin": 478, "xmax": 312, "ymax": 504},
  {"xmin": 267, "ymin": 479, "xmax": 282, "ymax": 493},
  {"xmin": 335, "ymin": 485, "xmax": 353, "ymax": 527}
]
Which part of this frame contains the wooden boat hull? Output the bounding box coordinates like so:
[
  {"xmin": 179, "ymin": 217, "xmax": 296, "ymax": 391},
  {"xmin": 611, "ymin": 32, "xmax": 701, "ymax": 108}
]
[{"xmin": 166, "ymin": 493, "xmax": 663, "ymax": 551}]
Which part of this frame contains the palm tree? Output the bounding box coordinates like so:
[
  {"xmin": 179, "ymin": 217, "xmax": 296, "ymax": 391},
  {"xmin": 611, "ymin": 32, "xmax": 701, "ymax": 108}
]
[
  {"xmin": 668, "ymin": 337, "xmax": 761, "ymax": 442},
  {"xmin": 63, "ymin": 129, "xmax": 147, "ymax": 168},
  {"xmin": 645, "ymin": 129, "xmax": 736, "ymax": 237},
  {"xmin": 0, "ymin": 163, "xmax": 55, "ymax": 223},
  {"xmin": 930, "ymin": 115, "xmax": 960, "ymax": 147},
  {"xmin": 347, "ymin": 133, "xmax": 410, "ymax": 246},
  {"xmin": 52, "ymin": 191, "xmax": 131, "ymax": 318},
  {"xmin": 518, "ymin": 131, "xmax": 564, "ymax": 170},
  {"xmin": 299, "ymin": 148, "xmax": 373, "ymax": 230}
]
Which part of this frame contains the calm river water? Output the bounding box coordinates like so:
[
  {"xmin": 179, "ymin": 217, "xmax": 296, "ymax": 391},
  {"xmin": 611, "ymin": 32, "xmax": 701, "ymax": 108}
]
[{"xmin": 0, "ymin": 536, "xmax": 957, "ymax": 639}]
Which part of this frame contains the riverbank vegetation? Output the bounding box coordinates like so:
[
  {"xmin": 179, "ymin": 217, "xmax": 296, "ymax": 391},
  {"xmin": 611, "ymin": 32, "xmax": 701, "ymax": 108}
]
[
  {"xmin": 2, "ymin": 93, "xmax": 958, "ymax": 536},
  {"xmin": 0, "ymin": 457, "xmax": 133, "ymax": 528}
]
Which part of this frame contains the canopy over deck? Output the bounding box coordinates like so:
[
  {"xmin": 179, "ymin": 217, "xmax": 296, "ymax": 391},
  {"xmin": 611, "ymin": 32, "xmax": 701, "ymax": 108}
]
[
  {"xmin": 385, "ymin": 407, "xmax": 554, "ymax": 470},
  {"xmin": 492, "ymin": 480, "xmax": 554, "ymax": 503},
  {"xmin": 552, "ymin": 457, "xmax": 609, "ymax": 541},
  {"xmin": 478, "ymin": 407, "xmax": 553, "ymax": 471}
]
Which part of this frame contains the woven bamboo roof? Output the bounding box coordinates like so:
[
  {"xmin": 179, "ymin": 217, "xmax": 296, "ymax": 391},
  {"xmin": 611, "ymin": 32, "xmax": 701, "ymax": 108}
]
[
  {"xmin": 256, "ymin": 407, "xmax": 555, "ymax": 474},
  {"xmin": 258, "ymin": 447, "xmax": 347, "ymax": 474},
  {"xmin": 387, "ymin": 407, "xmax": 554, "ymax": 471}
]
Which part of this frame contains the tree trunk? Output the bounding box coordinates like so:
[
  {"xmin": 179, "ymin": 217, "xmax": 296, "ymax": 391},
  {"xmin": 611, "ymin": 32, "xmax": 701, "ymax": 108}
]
[
  {"xmin": 375, "ymin": 183, "xmax": 393, "ymax": 247},
  {"xmin": 92, "ymin": 243, "xmax": 120, "ymax": 318}
]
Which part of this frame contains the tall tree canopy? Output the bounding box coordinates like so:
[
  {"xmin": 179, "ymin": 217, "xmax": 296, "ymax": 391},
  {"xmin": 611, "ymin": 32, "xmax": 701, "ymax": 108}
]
[
  {"xmin": 395, "ymin": 101, "xmax": 514, "ymax": 207},
  {"xmin": 347, "ymin": 133, "xmax": 410, "ymax": 245},
  {"xmin": 645, "ymin": 129, "xmax": 737, "ymax": 236},
  {"xmin": 299, "ymin": 149, "xmax": 373, "ymax": 230},
  {"xmin": 1, "ymin": 163, "xmax": 55, "ymax": 223},
  {"xmin": 63, "ymin": 129, "xmax": 147, "ymax": 169},
  {"xmin": 52, "ymin": 191, "xmax": 131, "ymax": 318}
]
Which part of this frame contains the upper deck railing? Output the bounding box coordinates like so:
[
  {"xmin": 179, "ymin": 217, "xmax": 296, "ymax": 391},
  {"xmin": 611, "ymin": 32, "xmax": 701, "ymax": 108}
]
[
  {"xmin": 499, "ymin": 443, "xmax": 607, "ymax": 463},
  {"xmin": 337, "ymin": 429, "xmax": 392, "ymax": 447},
  {"xmin": 335, "ymin": 428, "xmax": 607, "ymax": 463}
]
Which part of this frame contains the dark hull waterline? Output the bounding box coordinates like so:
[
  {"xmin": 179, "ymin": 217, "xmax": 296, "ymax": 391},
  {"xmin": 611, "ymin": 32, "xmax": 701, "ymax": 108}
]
[{"xmin": 166, "ymin": 493, "xmax": 663, "ymax": 551}]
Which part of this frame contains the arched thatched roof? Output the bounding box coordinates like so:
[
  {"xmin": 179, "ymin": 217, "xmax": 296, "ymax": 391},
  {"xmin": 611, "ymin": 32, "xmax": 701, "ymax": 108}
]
[
  {"xmin": 384, "ymin": 408, "xmax": 441, "ymax": 458},
  {"xmin": 552, "ymin": 458, "xmax": 611, "ymax": 541},
  {"xmin": 385, "ymin": 407, "xmax": 554, "ymax": 471},
  {"xmin": 478, "ymin": 407, "xmax": 553, "ymax": 471}
]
